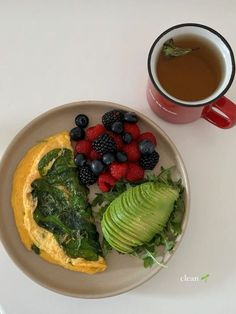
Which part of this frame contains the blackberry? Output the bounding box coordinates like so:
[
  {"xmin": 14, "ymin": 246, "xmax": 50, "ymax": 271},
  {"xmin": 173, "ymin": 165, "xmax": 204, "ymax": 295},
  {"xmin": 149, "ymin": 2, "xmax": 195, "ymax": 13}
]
[
  {"xmin": 78, "ymin": 165, "xmax": 97, "ymax": 185},
  {"xmin": 92, "ymin": 133, "xmax": 117, "ymax": 154},
  {"xmin": 139, "ymin": 151, "xmax": 159, "ymax": 170},
  {"xmin": 102, "ymin": 110, "xmax": 123, "ymax": 130}
]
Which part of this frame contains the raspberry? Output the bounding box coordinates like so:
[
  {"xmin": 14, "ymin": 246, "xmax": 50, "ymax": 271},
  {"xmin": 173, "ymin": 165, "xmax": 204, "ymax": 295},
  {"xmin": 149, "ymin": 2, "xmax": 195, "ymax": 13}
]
[
  {"xmin": 110, "ymin": 133, "xmax": 124, "ymax": 151},
  {"xmin": 123, "ymin": 142, "xmax": 141, "ymax": 162},
  {"xmin": 75, "ymin": 140, "xmax": 92, "ymax": 156},
  {"xmin": 88, "ymin": 149, "xmax": 101, "ymax": 160},
  {"xmin": 92, "ymin": 133, "xmax": 117, "ymax": 154},
  {"xmin": 102, "ymin": 110, "xmax": 123, "ymax": 130},
  {"xmin": 109, "ymin": 162, "xmax": 128, "ymax": 180},
  {"xmin": 98, "ymin": 172, "xmax": 116, "ymax": 192},
  {"xmin": 140, "ymin": 151, "xmax": 159, "ymax": 170},
  {"xmin": 125, "ymin": 163, "xmax": 144, "ymax": 182},
  {"xmin": 138, "ymin": 132, "xmax": 157, "ymax": 145},
  {"xmin": 123, "ymin": 123, "xmax": 140, "ymax": 140},
  {"xmin": 85, "ymin": 124, "xmax": 106, "ymax": 142}
]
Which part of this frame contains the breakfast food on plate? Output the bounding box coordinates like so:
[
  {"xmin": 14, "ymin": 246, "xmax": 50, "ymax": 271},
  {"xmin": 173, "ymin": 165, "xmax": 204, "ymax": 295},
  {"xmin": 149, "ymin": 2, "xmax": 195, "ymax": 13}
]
[
  {"xmin": 11, "ymin": 108, "xmax": 185, "ymax": 272},
  {"xmin": 71, "ymin": 110, "xmax": 160, "ymax": 191},
  {"xmin": 93, "ymin": 166, "xmax": 185, "ymax": 268},
  {"xmin": 11, "ymin": 131, "xmax": 106, "ymax": 274},
  {"xmin": 101, "ymin": 182, "xmax": 179, "ymax": 253}
]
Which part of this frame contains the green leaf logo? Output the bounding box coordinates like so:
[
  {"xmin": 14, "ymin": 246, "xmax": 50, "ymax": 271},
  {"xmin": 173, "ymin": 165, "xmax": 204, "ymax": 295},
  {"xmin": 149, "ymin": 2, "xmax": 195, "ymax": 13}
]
[{"xmin": 201, "ymin": 274, "xmax": 210, "ymax": 282}]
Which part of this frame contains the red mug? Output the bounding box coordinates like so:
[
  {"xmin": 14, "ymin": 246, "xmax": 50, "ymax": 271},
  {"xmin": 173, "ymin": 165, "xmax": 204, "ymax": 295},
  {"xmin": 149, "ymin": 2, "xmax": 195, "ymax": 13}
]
[{"xmin": 147, "ymin": 23, "xmax": 236, "ymax": 128}]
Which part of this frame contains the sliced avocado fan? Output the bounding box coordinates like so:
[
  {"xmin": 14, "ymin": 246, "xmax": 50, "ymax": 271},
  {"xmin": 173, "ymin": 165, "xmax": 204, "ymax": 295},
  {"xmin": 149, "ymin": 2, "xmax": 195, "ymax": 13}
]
[{"xmin": 101, "ymin": 182, "xmax": 179, "ymax": 254}]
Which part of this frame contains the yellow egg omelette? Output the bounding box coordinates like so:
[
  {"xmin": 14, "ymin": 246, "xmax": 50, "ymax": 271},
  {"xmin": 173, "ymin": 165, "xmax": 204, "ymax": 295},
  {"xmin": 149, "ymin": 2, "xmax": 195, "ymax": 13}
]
[{"xmin": 11, "ymin": 131, "xmax": 107, "ymax": 274}]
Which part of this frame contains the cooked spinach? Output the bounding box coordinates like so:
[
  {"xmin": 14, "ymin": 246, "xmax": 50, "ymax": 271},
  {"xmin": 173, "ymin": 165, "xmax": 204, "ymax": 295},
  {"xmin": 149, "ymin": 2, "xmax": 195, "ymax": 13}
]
[
  {"xmin": 31, "ymin": 148, "xmax": 101, "ymax": 261},
  {"xmin": 31, "ymin": 243, "xmax": 40, "ymax": 255}
]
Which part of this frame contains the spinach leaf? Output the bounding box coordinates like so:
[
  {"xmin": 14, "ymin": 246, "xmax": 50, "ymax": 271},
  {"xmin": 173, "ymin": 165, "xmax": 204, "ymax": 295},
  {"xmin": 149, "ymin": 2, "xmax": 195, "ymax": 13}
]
[
  {"xmin": 38, "ymin": 148, "xmax": 62, "ymax": 176},
  {"xmin": 31, "ymin": 148, "xmax": 101, "ymax": 261},
  {"xmin": 31, "ymin": 243, "xmax": 40, "ymax": 255},
  {"xmin": 62, "ymin": 237, "xmax": 101, "ymax": 261}
]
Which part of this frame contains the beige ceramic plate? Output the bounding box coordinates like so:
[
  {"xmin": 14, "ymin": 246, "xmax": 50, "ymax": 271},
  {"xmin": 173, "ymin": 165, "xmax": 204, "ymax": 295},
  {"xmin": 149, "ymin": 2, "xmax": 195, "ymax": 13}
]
[{"xmin": 0, "ymin": 101, "xmax": 190, "ymax": 298}]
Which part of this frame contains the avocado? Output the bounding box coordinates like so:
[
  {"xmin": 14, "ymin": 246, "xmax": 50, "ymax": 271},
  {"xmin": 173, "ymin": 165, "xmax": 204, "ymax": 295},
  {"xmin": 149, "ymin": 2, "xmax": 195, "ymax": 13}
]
[
  {"xmin": 103, "ymin": 209, "xmax": 143, "ymax": 246},
  {"xmin": 101, "ymin": 182, "xmax": 179, "ymax": 254},
  {"xmin": 110, "ymin": 205, "xmax": 154, "ymax": 241},
  {"xmin": 102, "ymin": 222, "xmax": 132, "ymax": 253}
]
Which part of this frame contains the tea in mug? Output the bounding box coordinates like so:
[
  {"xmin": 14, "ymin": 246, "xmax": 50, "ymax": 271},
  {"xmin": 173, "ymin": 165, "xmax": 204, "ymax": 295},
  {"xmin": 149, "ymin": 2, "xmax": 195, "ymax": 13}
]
[{"xmin": 156, "ymin": 35, "xmax": 224, "ymax": 101}]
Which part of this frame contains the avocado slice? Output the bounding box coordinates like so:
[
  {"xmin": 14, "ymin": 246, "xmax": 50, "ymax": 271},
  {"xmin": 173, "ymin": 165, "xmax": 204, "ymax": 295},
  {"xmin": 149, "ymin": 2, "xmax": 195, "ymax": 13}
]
[
  {"xmin": 101, "ymin": 182, "xmax": 179, "ymax": 254},
  {"xmin": 102, "ymin": 222, "xmax": 132, "ymax": 253},
  {"xmin": 124, "ymin": 185, "xmax": 164, "ymax": 232},
  {"xmin": 102, "ymin": 214, "xmax": 136, "ymax": 252},
  {"xmin": 108, "ymin": 209, "xmax": 146, "ymax": 244},
  {"xmin": 116, "ymin": 184, "xmax": 165, "ymax": 236},
  {"xmin": 109, "ymin": 197, "xmax": 153, "ymax": 240},
  {"xmin": 103, "ymin": 209, "xmax": 143, "ymax": 246}
]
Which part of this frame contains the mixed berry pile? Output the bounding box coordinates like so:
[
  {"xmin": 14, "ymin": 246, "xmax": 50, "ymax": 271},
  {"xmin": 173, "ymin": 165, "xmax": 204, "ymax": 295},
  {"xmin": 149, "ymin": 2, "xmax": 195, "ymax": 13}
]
[{"xmin": 70, "ymin": 110, "xmax": 160, "ymax": 192}]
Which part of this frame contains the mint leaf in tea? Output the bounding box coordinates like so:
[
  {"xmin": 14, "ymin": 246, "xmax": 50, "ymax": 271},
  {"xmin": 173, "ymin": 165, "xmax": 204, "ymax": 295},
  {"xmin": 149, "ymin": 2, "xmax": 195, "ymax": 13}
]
[
  {"xmin": 157, "ymin": 35, "xmax": 223, "ymax": 102},
  {"xmin": 163, "ymin": 38, "xmax": 199, "ymax": 57}
]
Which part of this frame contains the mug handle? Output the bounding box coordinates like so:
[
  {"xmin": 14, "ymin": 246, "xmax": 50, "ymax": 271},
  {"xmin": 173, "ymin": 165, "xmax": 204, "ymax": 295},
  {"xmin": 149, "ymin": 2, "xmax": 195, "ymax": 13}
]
[{"xmin": 202, "ymin": 96, "xmax": 236, "ymax": 129}]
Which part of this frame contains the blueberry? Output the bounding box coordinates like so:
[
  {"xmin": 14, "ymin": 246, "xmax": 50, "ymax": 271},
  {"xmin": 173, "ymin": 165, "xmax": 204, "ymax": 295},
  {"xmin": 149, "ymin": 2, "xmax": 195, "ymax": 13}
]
[
  {"xmin": 122, "ymin": 132, "xmax": 133, "ymax": 144},
  {"xmin": 90, "ymin": 160, "xmax": 105, "ymax": 175},
  {"xmin": 111, "ymin": 121, "xmax": 123, "ymax": 134},
  {"xmin": 70, "ymin": 127, "xmax": 85, "ymax": 141},
  {"xmin": 139, "ymin": 139, "xmax": 155, "ymax": 155},
  {"xmin": 116, "ymin": 151, "xmax": 127, "ymax": 163},
  {"xmin": 74, "ymin": 153, "xmax": 86, "ymax": 167},
  {"xmin": 102, "ymin": 153, "xmax": 115, "ymax": 165},
  {"xmin": 75, "ymin": 114, "xmax": 89, "ymax": 128},
  {"xmin": 124, "ymin": 112, "xmax": 138, "ymax": 123}
]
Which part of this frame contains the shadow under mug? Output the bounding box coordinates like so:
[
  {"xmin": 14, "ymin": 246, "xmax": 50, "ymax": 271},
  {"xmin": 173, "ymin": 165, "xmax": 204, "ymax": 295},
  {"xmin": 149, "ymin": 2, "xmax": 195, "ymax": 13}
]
[{"xmin": 147, "ymin": 23, "xmax": 236, "ymax": 128}]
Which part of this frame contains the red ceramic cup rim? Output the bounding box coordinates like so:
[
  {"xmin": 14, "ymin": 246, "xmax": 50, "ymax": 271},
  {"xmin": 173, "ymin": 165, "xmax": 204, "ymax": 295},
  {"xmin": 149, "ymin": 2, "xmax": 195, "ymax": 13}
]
[{"xmin": 147, "ymin": 23, "xmax": 235, "ymax": 108}]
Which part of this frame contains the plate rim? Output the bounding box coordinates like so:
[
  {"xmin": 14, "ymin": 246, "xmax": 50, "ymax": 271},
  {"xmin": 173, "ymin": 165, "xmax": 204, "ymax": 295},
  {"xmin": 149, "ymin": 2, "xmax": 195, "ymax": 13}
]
[{"xmin": 0, "ymin": 100, "xmax": 190, "ymax": 298}]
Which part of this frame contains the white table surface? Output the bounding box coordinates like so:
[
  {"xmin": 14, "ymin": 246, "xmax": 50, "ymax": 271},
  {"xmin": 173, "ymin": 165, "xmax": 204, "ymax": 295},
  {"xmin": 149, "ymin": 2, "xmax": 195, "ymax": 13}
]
[{"xmin": 1, "ymin": 1, "xmax": 236, "ymax": 313}]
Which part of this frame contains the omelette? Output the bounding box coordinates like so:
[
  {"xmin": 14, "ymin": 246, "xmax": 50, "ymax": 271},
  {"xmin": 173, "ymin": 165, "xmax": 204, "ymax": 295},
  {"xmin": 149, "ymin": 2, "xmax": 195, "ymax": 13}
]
[{"xmin": 11, "ymin": 131, "xmax": 107, "ymax": 274}]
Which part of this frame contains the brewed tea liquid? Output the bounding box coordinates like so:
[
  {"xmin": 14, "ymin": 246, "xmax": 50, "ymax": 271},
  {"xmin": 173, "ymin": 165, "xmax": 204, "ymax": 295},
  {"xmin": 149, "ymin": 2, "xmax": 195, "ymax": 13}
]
[{"xmin": 156, "ymin": 35, "xmax": 224, "ymax": 101}]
